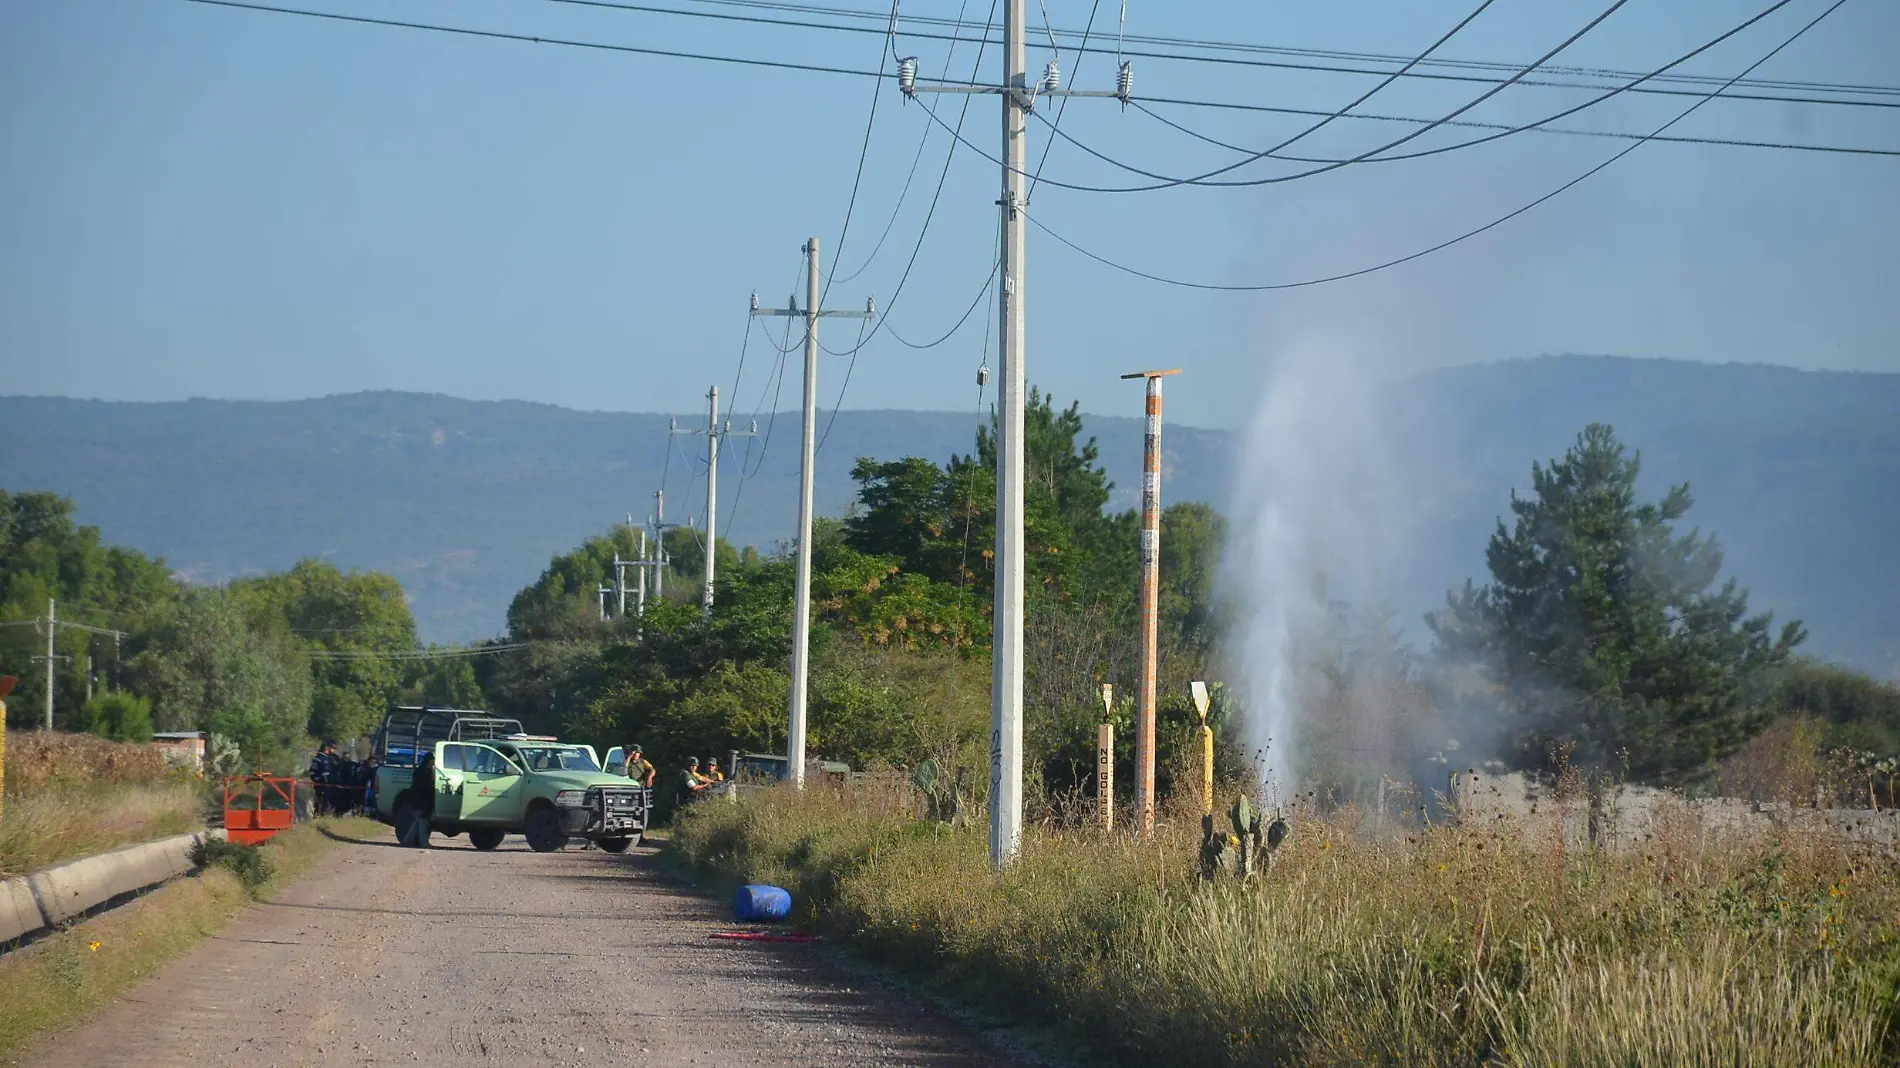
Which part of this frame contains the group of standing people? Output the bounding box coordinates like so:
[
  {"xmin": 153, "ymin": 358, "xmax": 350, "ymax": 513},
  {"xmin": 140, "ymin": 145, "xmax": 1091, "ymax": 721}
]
[
  {"xmin": 617, "ymin": 743, "xmax": 726, "ymax": 808},
  {"xmin": 308, "ymin": 740, "xmax": 374, "ymax": 817}
]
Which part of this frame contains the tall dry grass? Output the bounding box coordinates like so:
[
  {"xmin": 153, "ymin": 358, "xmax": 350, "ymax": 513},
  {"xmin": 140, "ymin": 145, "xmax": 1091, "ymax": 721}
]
[
  {"xmin": 2, "ymin": 731, "xmax": 205, "ymax": 878},
  {"xmin": 674, "ymin": 778, "xmax": 1900, "ymax": 1067}
]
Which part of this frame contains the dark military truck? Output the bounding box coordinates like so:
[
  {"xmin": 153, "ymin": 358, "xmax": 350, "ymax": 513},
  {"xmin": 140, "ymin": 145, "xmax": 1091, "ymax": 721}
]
[{"xmin": 370, "ymin": 706, "xmax": 650, "ymax": 852}]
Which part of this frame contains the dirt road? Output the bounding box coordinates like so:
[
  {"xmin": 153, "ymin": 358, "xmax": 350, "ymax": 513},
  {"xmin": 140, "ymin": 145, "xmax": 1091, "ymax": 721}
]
[{"xmin": 22, "ymin": 830, "xmax": 1017, "ymax": 1068}]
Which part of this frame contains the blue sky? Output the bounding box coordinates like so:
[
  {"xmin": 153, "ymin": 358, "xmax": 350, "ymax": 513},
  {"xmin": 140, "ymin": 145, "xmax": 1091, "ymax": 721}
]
[{"xmin": 2, "ymin": 0, "xmax": 1895, "ymax": 429}]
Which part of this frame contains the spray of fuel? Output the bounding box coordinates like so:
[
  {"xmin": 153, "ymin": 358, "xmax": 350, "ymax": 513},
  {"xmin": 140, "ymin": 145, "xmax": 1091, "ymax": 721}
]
[{"xmin": 1221, "ymin": 342, "xmax": 1399, "ymax": 795}]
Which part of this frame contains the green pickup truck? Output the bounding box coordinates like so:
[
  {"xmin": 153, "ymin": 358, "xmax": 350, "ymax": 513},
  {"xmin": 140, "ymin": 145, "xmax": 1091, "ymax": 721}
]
[{"xmin": 370, "ymin": 706, "xmax": 650, "ymax": 853}]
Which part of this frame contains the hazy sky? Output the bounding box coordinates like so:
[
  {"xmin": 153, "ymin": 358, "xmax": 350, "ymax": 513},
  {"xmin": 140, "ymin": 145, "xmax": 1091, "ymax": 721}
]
[{"xmin": 2, "ymin": 0, "xmax": 1895, "ymax": 429}]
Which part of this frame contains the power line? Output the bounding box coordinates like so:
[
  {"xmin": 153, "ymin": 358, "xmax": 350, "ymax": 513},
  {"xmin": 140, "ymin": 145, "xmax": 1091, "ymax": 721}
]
[
  {"xmin": 526, "ymin": 0, "xmax": 1900, "ymax": 107},
  {"xmin": 179, "ymin": 0, "xmax": 1900, "ymax": 160},
  {"xmin": 1033, "ymin": 0, "xmax": 1866, "ymax": 187},
  {"xmin": 796, "ymin": 0, "xmax": 999, "ymax": 362},
  {"xmin": 944, "ymin": 0, "xmax": 1869, "ymax": 195},
  {"xmin": 814, "ymin": 316, "xmax": 871, "ymax": 455},
  {"xmin": 1128, "ymin": 96, "xmax": 1900, "ymax": 160},
  {"xmin": 306, "ymin": 642, "xmax": 532, "ymax": 660},
  {"xmin": 182, "ymin": 0, "xmax": 917, "ymax": 79},
  {"xmin": 828, "ymin": 0, "xmax": 983, "ymax": 284},
  {"xmin": 1024, "ymin": 0, "xmax": 1853, "ymax": 293}
]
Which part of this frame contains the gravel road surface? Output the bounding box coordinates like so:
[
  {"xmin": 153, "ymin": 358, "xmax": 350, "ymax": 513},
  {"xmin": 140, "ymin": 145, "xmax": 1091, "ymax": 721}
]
[{"xmin": 22, "ymin": 829, "xmax": 1017, "ymax": 1068}]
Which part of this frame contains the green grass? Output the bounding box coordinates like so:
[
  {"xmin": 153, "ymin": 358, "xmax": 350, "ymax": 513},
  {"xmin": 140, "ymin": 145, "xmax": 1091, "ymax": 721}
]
[
  {"xmin": 0, "ymin": 781, "xmax": 205, "ymax": 879},
  {"xmin": 0, "ymin": 816, "xmax": 379, "ymax": 1065},
  {"xmin": 672, "ymin": 780, "xmax": 1900, "ymax": 1067}
]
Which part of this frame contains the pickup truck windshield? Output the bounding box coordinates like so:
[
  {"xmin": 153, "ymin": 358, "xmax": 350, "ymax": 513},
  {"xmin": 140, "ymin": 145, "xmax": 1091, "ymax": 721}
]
[{"xmin": 508, "ymin": 746, "xmax": 601, "ymax": 773}]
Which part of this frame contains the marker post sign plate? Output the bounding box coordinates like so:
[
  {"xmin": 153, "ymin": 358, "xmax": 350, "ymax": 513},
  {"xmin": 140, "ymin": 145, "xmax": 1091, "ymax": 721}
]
[{"xmin": 1097, "ymin": 684, "xmax": 1114, "ymax": 831}]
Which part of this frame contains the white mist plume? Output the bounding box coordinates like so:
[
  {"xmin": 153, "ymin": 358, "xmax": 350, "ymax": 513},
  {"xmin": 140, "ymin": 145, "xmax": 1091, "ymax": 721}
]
[{"xmin": 1221, "ymin": 341, "xmax": 1402, "ymax": 793}]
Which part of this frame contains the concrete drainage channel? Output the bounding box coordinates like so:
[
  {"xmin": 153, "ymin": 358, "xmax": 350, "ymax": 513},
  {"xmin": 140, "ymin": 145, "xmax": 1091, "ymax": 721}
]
[{"xmin": 0, "ymin": 830, "xmax": 225, "ymax": 949}]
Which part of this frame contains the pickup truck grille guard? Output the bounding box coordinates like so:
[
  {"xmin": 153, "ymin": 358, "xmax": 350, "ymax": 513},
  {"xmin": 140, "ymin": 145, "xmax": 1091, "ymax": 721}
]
[{"xmin": 586, "ymin": 785, "xmax": 650, "ymax": 837}]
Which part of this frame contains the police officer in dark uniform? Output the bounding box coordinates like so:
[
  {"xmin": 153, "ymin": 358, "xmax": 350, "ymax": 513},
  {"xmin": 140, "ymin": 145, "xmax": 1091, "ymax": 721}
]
[{"xmin": 308, "ymin": 741, "xmax": 338, "ymax": 816}]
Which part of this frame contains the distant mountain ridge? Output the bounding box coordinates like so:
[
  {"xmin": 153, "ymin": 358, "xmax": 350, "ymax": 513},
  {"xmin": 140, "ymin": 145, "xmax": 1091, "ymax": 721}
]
[{"xmin": 2, "ymin": 356, "xmax": 1894, "ymax": 675}]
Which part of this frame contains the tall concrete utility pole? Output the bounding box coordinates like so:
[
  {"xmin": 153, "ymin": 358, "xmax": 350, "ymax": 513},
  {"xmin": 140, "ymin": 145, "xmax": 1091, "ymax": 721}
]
[
  {"xmin": 1122, "ymin": 369, "xmax": 1181, "ymax": 835},
  {"xmin": 751, "ymin": 240, "xmax": 872, "ymax": 786},
  {"xmin": 43, "ymin": 598, "xmax": 55, "ymax": 730},
  {"xmin": 674, "ymin": 386, "xmax": 756, "ymax": 617},
  {"xmin": 905, "ymin": 0, "xmax": 1132, "ymax": 868},
  {"xmin": 652, "ymin": 490, "xmax": 668, "ymax": 602}
]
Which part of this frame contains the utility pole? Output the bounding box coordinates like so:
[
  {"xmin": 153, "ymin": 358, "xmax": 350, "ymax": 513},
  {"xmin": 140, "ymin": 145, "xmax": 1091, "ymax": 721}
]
[
  {"xmin": 905, "ymin": 0, "xmax": 1131, "ymax": 868},
  {"xmin": 652, "ymin": 490, "xmax": 668, "ymax": 602},
  {"xmin": 673, "ymin": 386, "xmax": 756, "ymax": 617},
  {"xmin": 40, "ymin": 599, "xmax": 57, "ymax": 730},
  {"xmin": 1122, "ymin": 369, "xmax": 1180, "ymax": 835},
  {"xmin": 751, "ymin": 241, "xmax": 872, "ymax": 786}
]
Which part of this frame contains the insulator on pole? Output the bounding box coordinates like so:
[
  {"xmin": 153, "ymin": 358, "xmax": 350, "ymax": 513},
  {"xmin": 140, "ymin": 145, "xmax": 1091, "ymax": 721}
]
[
  {"xmin": 669, "ymin": 417, "xmax": 678, "ymax": 432},
  {"xmin": 1116, "ymin": 61, "xmax": 1133, "ymax": 106},
  {"xmin": 750, "ymin": 291, "xmax": 760, "ymax": 312},
  {"xmin": 1041, "ymin": 59, "xmax": 1061, "ymax": 93},
  {"xmin": 897, "ymin": 56, "xmax": 919, "ymax": 97},
  {"xmin": 866, "ymin": 295, "xmax": 876, "ymax": 317}
]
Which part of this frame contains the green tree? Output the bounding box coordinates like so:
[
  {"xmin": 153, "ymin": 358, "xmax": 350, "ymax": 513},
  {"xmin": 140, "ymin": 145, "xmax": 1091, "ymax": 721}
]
[
  {"xmin": 128, "ymin": 586, "xmax": 312, "ymax": 765},
  {"xmin": 400, "ymin": 654, "xmax": 488, "ymax": 709},
  {"xmin": 0, "ymin": 491, "xmax": 175, "ymax": 729},
  {"xmin": 74, "ymin": 691, "xmax": 155, "ymax": 743},
  {"xmin": 1428, "ymin": 424, "xmax": 1804, "ymax": 783},
  {"xmin": 232, "ymin": 559, "xmax": 418, "ymax": 743}
]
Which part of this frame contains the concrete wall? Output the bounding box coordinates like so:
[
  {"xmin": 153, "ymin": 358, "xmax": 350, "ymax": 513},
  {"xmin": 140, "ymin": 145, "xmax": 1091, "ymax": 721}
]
[
  {"xmin": 1449, "ymin": 770, "xmax": 1900, "ymax": 853},
  {"xmin": 0, "ymin": 831, "xmax": 217, "ymax": 946}
]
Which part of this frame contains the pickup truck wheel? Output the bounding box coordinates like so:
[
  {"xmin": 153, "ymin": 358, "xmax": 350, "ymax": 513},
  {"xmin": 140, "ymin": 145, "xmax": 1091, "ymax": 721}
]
[
  {"xmin": 524, "ymin": 806, "xmax": 568, "ymax": 853},
  {"xmin": 468, "ymin": 828, "xmax": 506, "ymax": 851},
  {"xmin": 595, "ymin": 836, "xmax": 633, "ymax": 854},
  {"xmin": 392, "ymin": 798, "xmax": 417, "ymax": 843}
]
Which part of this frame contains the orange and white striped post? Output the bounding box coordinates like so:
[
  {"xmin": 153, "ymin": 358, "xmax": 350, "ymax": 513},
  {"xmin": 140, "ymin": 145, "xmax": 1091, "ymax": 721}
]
[{"xmin": 1121, "ymin": 369, "xmax": 1180, "ymax": 836}]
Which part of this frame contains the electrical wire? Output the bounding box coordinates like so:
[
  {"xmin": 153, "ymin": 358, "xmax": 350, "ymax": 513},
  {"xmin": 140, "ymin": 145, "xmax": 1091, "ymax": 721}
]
[
  {"xmin": 726, "ymin": 253, "xmax": 807, "ymax": 532},
  {"xmin": 306, "ymin": 642, "xmax": 532, "ymax": 660},
  {"xmin": 814, "ymin": 315, "xmax": 871, "ymax": 455},
  {"xmin": 1036, "ymin": 0, "xmax": 1843, "ymax": 186},
  {"xmin": 815, "ymin": 0, "xmax": 899, "ymax": 311},
  {"xmin": 182, "ymin": 0, "xmax": 917, "ymax": 80},
  {"xmin": 883, "ymin": 255, "xmax": 998, "ymax": 349},
  {"xmin": 799, "ymin": 0, "xmax": 999, "ymax": 362},
  {"xmin": 1025, "ymin": 0, "xmax": 1854, "ymax": 293},
  {"xmin": 180, "ymin": 0, "xmax": 1900, "ymax": 159},
  {"xmin": 1128, "ymin": 96, "xmax": 1900, "ymax": 160},
  {"xmin": 829, "ymin": 0, "xmax": 982, "ymax": 284},
  {"xmin": 1027, "ymin": 0, "xmax": 1107, "ymax": 199},
  {"xmin": 651, "ymin": 0, "xmax": 1900, "ymax": 101}
]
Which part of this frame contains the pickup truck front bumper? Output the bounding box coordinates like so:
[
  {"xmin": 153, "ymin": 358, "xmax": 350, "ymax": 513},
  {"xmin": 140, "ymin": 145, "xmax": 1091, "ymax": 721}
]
[{"xmin": 559, "ymin": 785, "xmax": 650, "ymax": 837}]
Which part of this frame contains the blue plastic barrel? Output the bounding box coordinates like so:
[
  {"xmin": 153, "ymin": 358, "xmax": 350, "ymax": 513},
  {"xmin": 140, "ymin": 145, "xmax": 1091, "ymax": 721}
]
[{"xmin": 733, "ymin": 884, "xmax": 793, "ymax": 922}]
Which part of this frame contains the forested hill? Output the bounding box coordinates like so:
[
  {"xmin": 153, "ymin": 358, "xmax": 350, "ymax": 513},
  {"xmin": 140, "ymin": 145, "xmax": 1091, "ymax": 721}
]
[{"xmin": 2, "ymin": 356, "xmax": 1894, "ymax": 674}]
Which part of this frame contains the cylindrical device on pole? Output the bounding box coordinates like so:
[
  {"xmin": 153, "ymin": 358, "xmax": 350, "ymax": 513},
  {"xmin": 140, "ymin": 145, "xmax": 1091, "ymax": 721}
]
[
  {"xmin": 787, "ymin": 237, "xmax": 821, "ymax": 789},
  {"xmin": 702, "ymin": 385, "xmax": 720, "ymax": 617},
  {"xmin": 44, "ymin": 598, "xmax": 56, "ymax": 730},
  {"xmin": 1096, "ymin": 723, "xmax": 1114, "ymax": 831},
  {"xmin": 1121, "ymin": 371, "xmax": 1179, "ymax": 834},
  {"xmin": 990, "ymin": 0, "xmax": 1029, "ymax": 870}
]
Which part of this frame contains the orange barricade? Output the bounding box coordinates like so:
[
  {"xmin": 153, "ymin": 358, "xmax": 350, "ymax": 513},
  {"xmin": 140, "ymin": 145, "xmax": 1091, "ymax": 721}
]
[{"xmin": 222, "ymin": 775, "xmax": 302, "ymax": 845}]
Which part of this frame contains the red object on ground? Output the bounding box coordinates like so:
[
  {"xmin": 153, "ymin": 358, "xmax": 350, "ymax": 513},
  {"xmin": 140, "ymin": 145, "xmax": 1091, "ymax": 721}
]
[
  {"xmin": 709, "ymin": 931, "xmax": 821, "ymax": 944},
  {"xmin": 223, "ymin": 775, "xmax": 300, "ymax": 845}
]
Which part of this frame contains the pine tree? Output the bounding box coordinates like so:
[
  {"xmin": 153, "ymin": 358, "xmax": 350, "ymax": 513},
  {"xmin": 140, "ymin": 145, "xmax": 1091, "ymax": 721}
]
[{"xmin": 1428, "ymin": 424, "xmax": 1805, "ymax": 783}]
